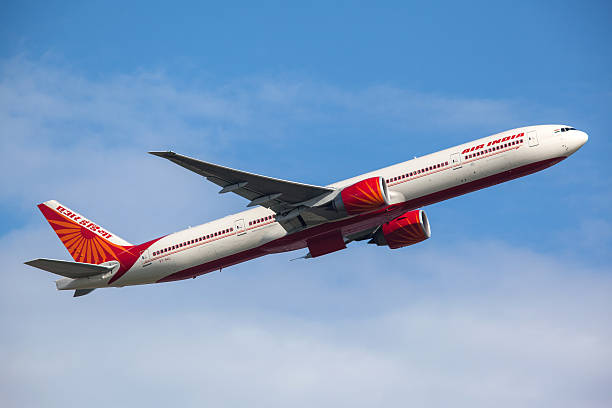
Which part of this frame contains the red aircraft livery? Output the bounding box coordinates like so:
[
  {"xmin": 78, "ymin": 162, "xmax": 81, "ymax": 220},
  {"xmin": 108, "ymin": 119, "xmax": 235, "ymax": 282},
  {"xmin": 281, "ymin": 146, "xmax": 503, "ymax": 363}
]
[
  {"xmin": 462, "ymin": 132, "xmax": 525, "ymax": 154},
  {"xmin": 26, "ymin": 124, "xmax": 587, "ymax": 297},
  {"xmin": 56, "ymin": 205, "xmax": 113, "ymax": 239}
]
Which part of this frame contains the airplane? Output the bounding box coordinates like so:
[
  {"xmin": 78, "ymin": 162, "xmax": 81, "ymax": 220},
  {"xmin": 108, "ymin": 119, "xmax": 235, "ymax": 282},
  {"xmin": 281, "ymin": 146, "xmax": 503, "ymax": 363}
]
[{"xmin": 25, "ymin": 125, "xmax": 588, "ymax": 296}]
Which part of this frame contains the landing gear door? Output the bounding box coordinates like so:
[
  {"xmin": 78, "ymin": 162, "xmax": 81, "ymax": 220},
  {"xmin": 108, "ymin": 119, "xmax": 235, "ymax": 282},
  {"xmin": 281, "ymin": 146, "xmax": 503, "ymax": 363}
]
[
  {"xmin": 235, "ymin": 218, "xmax": 247, "ymax": 236},
  {"xmin": 528, "ymin": 130, "xmax": 539, "ymax": 147},
  {"xmin": 450, "ymin": 153, "xmax": 462, "ymax": 169}
]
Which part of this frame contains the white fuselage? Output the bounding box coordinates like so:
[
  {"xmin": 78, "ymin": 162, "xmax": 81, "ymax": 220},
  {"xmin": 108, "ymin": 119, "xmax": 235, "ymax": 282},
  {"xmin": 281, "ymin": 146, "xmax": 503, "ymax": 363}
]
[{"xmin": 82, "ymin": 124, "xmax": 588, "ymax": 288}]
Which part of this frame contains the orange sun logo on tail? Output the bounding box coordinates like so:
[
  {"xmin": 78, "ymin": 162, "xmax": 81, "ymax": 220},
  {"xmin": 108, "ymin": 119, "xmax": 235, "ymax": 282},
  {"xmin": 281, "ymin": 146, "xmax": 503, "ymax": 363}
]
[{"xmin": 37, "ymin": 201, "xmax": 137, "ymax": 266}]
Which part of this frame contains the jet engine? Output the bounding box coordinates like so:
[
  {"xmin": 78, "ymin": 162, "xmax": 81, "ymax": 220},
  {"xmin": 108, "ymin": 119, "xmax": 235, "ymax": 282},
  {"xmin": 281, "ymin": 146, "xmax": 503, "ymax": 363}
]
[
  {"xmin": 370, "ymin": 209, "xmax": 431, "ymax": 249},
  {"xmin": 332, "ymin": 176, "xmax": 389, "ymax": 216}
]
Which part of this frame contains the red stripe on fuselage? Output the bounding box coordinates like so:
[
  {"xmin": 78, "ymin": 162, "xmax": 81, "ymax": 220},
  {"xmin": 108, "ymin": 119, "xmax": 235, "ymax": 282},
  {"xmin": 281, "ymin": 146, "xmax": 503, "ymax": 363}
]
[{"xmin": 156, "ymin": 156, "xmax": 566, "ymax": 283}]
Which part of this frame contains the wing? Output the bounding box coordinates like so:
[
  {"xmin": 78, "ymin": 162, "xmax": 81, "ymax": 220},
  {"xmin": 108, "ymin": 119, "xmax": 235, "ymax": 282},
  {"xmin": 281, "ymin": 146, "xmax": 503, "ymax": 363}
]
[{"xmin": 149, "ymin": 151, "xmax": 334, "ymax": 212}]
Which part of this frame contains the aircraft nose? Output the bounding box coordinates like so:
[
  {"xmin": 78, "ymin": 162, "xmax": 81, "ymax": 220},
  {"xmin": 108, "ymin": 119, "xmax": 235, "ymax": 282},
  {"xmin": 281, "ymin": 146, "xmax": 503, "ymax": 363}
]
[
  {"xmin": 566, "ymin": 130, "xmax": 588, "ymax": 154},
  {"xmin": 575, "ymin": 130, "xmax": 588, "ymax": 147}
]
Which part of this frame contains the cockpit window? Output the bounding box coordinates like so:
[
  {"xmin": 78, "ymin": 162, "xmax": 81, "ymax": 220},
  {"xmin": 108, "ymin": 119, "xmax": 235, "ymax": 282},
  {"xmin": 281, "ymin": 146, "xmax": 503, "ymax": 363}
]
[{"xmin": 555, "ymin": 127, "xmax": 577, "ymax": 133}]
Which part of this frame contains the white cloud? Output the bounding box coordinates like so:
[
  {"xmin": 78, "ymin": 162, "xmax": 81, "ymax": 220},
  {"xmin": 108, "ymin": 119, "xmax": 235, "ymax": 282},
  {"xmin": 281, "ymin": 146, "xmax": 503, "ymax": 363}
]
[
  {"xmin": 0, "ymin": 55, "xmax": 542, "ymax": 220},
  {"xmin": 2, "ymin": 220, "xmax": 612, "ymax": 407},
  {"xmin": 1, "ymin": 55, "xmax": 610, "ymax": 408}
]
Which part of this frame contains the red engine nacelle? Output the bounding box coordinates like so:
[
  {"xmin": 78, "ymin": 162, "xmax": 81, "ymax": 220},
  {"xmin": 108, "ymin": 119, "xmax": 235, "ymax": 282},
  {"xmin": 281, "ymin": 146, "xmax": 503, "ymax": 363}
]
[
  {"xmin": 333, "ymin": 176, "xmax": 389, "ymax": 216},
  {"xmin": 370, "ymin": 210, "xmax": 431, "ymax": 249}
]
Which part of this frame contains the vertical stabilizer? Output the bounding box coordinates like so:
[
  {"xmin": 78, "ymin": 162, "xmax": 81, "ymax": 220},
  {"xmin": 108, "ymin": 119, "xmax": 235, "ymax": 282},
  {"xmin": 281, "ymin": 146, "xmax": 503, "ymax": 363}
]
[{"xmin": 37, "ymin": 200, "xmax": 134, "ymax": 265}]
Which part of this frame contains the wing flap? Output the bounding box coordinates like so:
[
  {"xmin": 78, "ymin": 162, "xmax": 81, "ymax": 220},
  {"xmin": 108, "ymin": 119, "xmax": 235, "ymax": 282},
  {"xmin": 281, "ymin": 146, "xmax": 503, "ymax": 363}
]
[
  {"xmin": 24, "ymin": 258, "xmax": 113, "ymax": 279},
  {"xmin": 74, "ymin": 289, "xmax": 96, "ymax": 297}
]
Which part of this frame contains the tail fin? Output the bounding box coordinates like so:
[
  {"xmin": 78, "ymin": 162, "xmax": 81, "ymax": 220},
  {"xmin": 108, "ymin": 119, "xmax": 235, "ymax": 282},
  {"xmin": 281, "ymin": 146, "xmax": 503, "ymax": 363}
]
[{"xmin": 37, "ymin": 200, "xmax": 134, "ymax": 265}]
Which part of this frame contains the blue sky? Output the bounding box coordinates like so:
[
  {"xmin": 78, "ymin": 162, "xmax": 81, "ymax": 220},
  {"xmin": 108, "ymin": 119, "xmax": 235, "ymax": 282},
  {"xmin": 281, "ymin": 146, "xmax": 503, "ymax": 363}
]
[{"xmin": 1, "ymin": 2, "xmax": 611, "ymax": 407}]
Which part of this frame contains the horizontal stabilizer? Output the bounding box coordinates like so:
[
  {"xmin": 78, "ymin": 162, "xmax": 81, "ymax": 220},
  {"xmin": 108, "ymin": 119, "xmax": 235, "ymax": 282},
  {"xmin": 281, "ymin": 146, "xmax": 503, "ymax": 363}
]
[{"xmin": 24, "ymin": 258, "xmax": 113, "ymax": 279}]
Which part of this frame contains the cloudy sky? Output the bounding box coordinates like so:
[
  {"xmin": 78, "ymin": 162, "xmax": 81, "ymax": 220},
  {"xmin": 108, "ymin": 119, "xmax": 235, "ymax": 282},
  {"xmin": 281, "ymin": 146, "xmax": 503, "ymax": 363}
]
[{"xmin": 1, "ymin": 1, "xmax": 611, "ymax": 407}]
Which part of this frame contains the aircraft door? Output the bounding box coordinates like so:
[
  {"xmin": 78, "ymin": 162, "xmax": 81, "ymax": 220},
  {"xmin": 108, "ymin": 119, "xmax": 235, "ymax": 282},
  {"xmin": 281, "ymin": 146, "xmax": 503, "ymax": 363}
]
[
  {"xmin": 528, "ymin": 130, "xmax": 539, "ymax": 147},
  {"xmin": 450, "ymin": 153, "xmax": 462, "ymax": 169},
  {"xmin": 140, "ymin": 249, "xmax": 152, "ymax": 267},
  {"xmin": 235, "ymin": 218, "xmax": 247, "ymax": 236}
]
